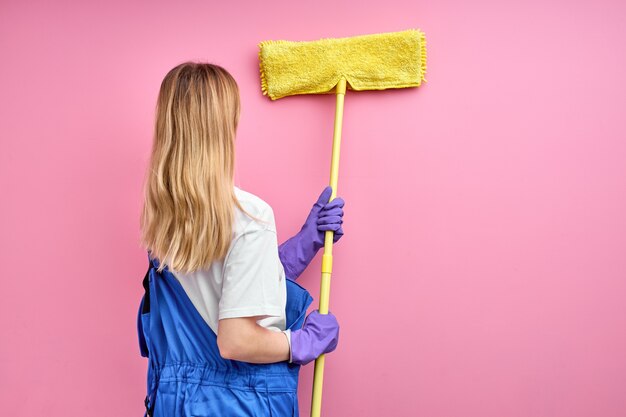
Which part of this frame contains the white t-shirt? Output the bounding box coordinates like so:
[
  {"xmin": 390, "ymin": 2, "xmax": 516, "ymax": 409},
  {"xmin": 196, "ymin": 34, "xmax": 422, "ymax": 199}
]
[{"xmin": 169, "ymin": 186, "xmax": 290, "ymax": 345}]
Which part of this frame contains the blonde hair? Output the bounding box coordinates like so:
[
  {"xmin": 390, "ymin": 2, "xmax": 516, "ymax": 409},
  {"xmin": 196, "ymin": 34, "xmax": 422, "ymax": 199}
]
[{"xmin": 140, "ymin": 62, "xmax": 263, "ymax": 274}]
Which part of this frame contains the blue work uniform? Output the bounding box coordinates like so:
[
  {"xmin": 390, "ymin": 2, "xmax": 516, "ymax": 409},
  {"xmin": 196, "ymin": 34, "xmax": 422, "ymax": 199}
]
[{"xmin": 137, "ymin": 252, "xmax": 314, "ymax": 417}]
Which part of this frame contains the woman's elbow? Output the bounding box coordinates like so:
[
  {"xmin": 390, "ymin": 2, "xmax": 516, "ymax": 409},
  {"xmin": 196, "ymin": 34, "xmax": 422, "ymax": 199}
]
[
  {"xmin": 217, "ymin": 317, "xmax": 257, "ymax": 360},
  {"xmin": 217, "ymin": 341, "xmax": 236, "ymax": 360},
  {"xmin": 217, "ymin": 333, "xmax": 242, "ymax": 360}
]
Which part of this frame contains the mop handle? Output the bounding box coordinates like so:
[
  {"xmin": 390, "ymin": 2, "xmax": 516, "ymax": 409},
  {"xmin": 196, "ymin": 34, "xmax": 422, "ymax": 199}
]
[{"xmin": 310, "ymin": 77, "xmax": 346, "ymax": 417}]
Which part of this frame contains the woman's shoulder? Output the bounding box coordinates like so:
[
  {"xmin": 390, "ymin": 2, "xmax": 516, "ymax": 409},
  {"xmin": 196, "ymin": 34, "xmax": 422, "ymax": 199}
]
[
  {"xmin": 233, "ymin": 185, "xmax": 276, "ymax": 231},
  {"xmin": 233, "ymin": 185, "xmax": 273, "ymax": 215}
]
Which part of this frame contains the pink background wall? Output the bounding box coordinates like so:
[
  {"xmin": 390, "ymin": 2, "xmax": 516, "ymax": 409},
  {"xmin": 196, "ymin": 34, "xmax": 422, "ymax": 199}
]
[{"xmin": 2, "ymin": 1, "xmax": 625, "ymax": 416}]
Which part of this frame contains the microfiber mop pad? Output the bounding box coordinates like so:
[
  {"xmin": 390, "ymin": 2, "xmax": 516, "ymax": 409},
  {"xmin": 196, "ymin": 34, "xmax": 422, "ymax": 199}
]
[{"xmin": 258, "ymin": 28, "xmax": 427, "ymax": 100}]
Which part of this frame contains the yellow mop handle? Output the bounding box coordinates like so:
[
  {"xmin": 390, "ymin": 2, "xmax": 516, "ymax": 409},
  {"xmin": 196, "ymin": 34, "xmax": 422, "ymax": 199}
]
[{"xmin": 310, "ymin": 77, "xmax": 347, "ymax": 417}]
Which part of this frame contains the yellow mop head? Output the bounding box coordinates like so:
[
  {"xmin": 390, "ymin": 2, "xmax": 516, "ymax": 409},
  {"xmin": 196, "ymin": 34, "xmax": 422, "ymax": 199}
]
[{"xmin": 258, "ymin": 28, "xmax": 427, "ymax": 100}]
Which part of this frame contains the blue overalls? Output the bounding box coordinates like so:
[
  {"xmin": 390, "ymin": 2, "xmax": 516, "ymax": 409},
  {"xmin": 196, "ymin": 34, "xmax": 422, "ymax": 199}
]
[{"xmin": 137, "ymin": 253, "xmax": 314, "ymax": 417}]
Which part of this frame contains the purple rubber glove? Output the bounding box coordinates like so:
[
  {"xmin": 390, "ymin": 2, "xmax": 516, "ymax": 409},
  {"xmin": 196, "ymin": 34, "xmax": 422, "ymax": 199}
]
[
  {"xmin": 278, "ymin": 185, "xmax": 345, "ymax": 281},
  {"xmin": 288, "ymin": 310, "xmax": 339, "ymax": 365}
]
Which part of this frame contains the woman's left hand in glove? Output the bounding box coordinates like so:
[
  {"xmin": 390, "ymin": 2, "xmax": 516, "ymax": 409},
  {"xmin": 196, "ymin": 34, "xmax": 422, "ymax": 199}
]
[{"xmin": 278, "ymin": 185, "xmax": 345, "ymax": 281}]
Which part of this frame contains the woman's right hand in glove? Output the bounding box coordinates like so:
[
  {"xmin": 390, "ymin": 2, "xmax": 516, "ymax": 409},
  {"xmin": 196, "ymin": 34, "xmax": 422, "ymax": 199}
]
[{"xmin": 287, "ymin": 310, "xmax": 339, "ymax": 365}]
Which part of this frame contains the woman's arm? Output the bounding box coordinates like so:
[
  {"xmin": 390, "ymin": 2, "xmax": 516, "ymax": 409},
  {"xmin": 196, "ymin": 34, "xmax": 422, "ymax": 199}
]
[{"xmin": 217, "ymin": 316, "xmax": 290, "ymax": 363}]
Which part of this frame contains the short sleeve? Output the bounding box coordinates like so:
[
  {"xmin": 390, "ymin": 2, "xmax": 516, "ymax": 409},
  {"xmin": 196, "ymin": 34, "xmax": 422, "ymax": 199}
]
[{"xmin": 218, "ymin": 219, "xmax": 284, "ymax": 320}]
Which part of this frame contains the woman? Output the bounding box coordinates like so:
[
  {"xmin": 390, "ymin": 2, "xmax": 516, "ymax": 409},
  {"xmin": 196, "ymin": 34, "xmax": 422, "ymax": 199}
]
[{"xmin": 137, "ymin": 61, "xmax": 344, "ymax": 416}]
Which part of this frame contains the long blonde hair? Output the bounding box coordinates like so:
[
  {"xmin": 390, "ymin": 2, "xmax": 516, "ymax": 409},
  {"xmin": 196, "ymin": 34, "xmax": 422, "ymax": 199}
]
[{"xmin": 140, "ymin": 62, "xmax": 262, "ymax": 274}]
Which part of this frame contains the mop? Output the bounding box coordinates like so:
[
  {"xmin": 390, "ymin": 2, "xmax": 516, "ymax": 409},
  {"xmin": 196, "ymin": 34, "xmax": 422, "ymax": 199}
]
[{"xmin": 258, "ymin": 28, "xmax": 427, "ymax": 417}]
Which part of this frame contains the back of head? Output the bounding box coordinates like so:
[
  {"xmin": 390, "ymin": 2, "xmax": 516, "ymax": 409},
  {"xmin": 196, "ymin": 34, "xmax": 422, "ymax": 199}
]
[{"xmin": 140, "ymin": 61, "xmax": 253, "ymax": 273}]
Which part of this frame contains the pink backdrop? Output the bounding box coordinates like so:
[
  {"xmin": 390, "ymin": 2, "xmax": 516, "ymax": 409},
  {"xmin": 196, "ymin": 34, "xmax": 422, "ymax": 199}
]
[{"xmin": 1, "ymin": 1, "xmax": 625, "ymax": 416}]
